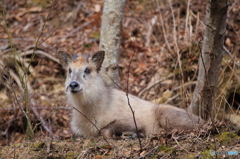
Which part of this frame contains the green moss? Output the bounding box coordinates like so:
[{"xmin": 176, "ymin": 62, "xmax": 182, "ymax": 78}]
[
  {"xmin": 158, "ymin": 144, "xmax": 173, "ymax": 154},
  {"xmin": 218, "ymin": 132, "xmax": 238, "ymax": 144},
  {"xmin": 66, "ymin": 151, "xmax": 78, "ymax": 159},
  {"xmin": 208, "ymin": 144, "xmax": 216, "ymax": 151},
  {"xmin": 50, "ymin": 154, "xmax": 63, "ymax": 158},
  {"xmin": 186, "ymin": 154, "xmax": 195, "ymax": 159},
  {"xmin": 30, "ymin": 142, "xmax": 45, "ymax": 150},
  {"xmin": 200, "ymin": 150, "xmax": 214, "ymax": 159}
]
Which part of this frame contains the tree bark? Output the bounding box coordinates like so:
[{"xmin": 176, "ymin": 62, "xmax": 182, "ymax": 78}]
[
  {"xmin": 99, "ymin": 0, "xmax": 126, "ymax": 87},
  {"xmin": 189, "ymin": 0, "xmax": 228, "ymax": 120}
]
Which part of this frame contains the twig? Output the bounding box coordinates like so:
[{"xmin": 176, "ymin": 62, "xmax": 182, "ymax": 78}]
[
  {"xmin": 158, "ymin": 2, "xmax": 174, "ymax": 56},
  {"xmin": 184, "ymin": 0, "xmax": 191, "ymax": 41},
  {"xmin": 223, "ymin": 46, "xmax": 234, "ymax": 58},
  {"xmin": 168, "ymin": 0, "xmax": 185, "ymax": 107},
  {"xmin": 105, "ymin": 72, "xmax": 125, "ymax": 91},
  {"xmin": 164, "ymin": 94, "xmax": 179, "ymax": 104},
  {"xmin": 26, "ymin": 3, "xmax": 58, "ymax": 77},
  {"xmin": 104, "ymin": 65, "xmax": 143, "ymax": 150},
  {"xmin": 19, "ymin": 50, "xmax": 60, "ymax": 64},
  {"xmin": 38, "ymin": 24, "xmax": 60, "ymax": 46},
  {"xmin": 104, "ymin": 70, "xmax": 144, "ymax": 149},
  {"xmin": 190, "ymin": 10, "xmax": 205, "ymax": 27},
  {"xmin": 71, "ymin": 106, "xmax": 100, "ymax": 132},
  {"xmin": 126, "ymin": 51, "xmax": 143, "ymax": 151},
  {"xmin": 71, "ymin": 106, "xmax": 113, "ymax": 147},
  {"xmin": 173, "ymin": 81, "xmax": 197, "ymax": 91},
  {"xmin": 34, "ymin": 3, "xmax": 55, "ymax": 48},
  {"xmin": 172, "ymin": 132, "xmax": 189, "ymax": 153},
  {"xmin": 138, "ymin": 144, "xmax": 161, "ymax": 159},
  {"xmin": 8, "ymin": 69, "xmax": 23, "ymax": 91}
]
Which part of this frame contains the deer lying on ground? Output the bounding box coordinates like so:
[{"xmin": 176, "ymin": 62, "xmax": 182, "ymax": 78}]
[{"xmin": 58, "ymin": 51, "xmax": 203, "ymax": 138}]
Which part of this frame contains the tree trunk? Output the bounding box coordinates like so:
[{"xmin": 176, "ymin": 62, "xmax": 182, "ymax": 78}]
[
  {"xmin": 99, "ymin": 0, "xmax": 126, "ymax": 87},
  {"xmin": 189, "ymin": 0, "xmax": 228, "ymax": 120}
]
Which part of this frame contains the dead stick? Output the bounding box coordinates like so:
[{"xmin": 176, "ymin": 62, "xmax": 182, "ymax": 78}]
[
  {"xmin": 71, "ymin": 106, "xmax": 113, "ymax": 147},
  {"xmin": 104, "ymin": 52, "xmax": 142, "ymax": 151},
  {"xmin": 126, "ymin": 51, "xmax": 143, "ymax": 151}
]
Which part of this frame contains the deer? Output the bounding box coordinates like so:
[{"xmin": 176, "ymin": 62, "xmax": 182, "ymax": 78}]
[{"xmin": 58, "ymin": 50, "xmax": 204, "ymax": 139}]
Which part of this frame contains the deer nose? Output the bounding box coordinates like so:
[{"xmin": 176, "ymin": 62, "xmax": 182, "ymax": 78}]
[{"xmin": 69, "ymin": 81, "xmax": 80, "ymax": 92}]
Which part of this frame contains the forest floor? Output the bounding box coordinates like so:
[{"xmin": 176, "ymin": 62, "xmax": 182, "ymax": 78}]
[{"xmin": 0, "ymin": 0, "xmax": 240, "ymax": 158}]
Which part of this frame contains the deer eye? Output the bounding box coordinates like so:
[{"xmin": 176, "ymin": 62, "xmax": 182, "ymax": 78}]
[
  {"xmin": 68, "ymin": 68, "xmax": 72, "ymax": 74},
  {"xmin": 84, "ymin": 67, "xmax": 91, "ymax": 74}
]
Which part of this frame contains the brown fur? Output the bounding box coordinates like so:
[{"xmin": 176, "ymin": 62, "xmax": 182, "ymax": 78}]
[{"xmin": 58, "ymin": 51, "xmax": 204, "ymax": 138}]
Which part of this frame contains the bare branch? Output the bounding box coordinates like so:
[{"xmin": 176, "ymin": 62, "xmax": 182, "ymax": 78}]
[{"xmin": 126, "ymin": 51, "xmax": 143, "ymax": 151}]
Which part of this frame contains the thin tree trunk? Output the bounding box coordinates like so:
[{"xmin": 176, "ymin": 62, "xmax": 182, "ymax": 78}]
[
  {"xmin": 99, "ymin": 0, "xmax": 126, "ymax": 87},
  {"xmin": 190, "ymin": 0, "xmax": 228, "ymax": 120}
]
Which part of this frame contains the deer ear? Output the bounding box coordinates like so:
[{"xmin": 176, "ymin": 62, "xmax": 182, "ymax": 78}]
[
  {"xmin": 58, "ymin": 51, "xmax": 73, "ymax": 69},
  {"xmin": 91, "ymin": 51, "xmax": 105, "ymax": 71}
]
